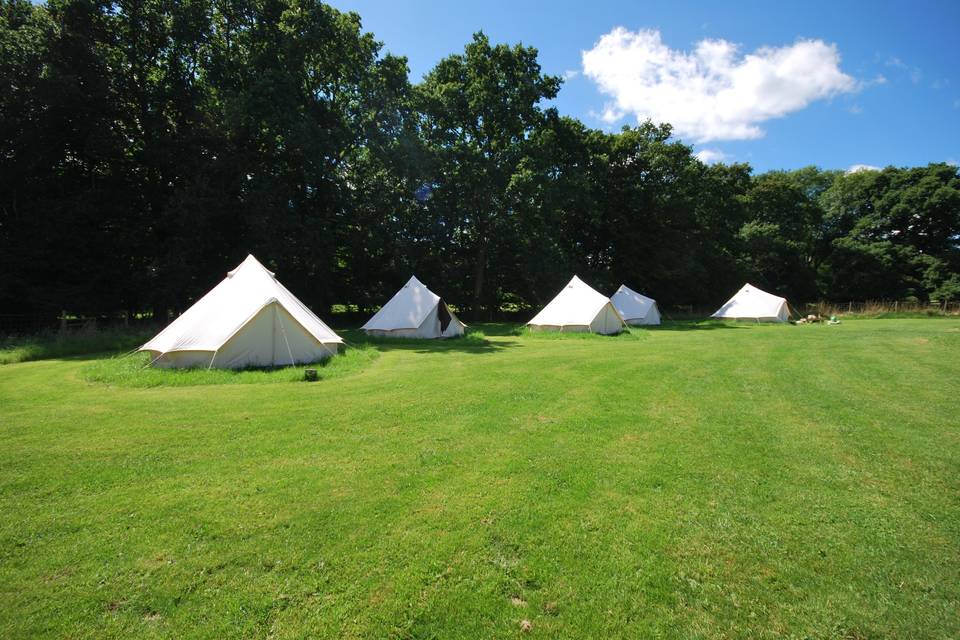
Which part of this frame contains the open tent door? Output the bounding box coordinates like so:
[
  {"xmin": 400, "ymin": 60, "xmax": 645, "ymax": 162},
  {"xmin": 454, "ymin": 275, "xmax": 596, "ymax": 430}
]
[{"xmin": 438, "ymin": 300, "xmax": 452, "ymax": 333}]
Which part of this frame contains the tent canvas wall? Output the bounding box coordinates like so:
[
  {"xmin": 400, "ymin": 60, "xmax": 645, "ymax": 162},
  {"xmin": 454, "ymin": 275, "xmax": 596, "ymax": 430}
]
[
  {"xmin": 527, "ymin": 276, "xmax": 626, "ymax": 335},
  {"xmin": 611, "ymin": 285, "xmax": 661, "ymax": 326},
  {"xmin": 711, "ymin": 283, "xmax": 791, "ymax": 322},
  {"xmin": 140, "ymin": 255, "xmax": 343, "ymax": 368},
  {"xmin": 362, "ymin": 276, "xmax": 465, "ymax": 338}
]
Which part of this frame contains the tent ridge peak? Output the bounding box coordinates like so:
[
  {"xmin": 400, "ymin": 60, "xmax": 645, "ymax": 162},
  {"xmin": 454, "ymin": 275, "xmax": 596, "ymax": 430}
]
[{"xmin": 228, "ymin": 254, "xmax": 276, "ymax": 279}]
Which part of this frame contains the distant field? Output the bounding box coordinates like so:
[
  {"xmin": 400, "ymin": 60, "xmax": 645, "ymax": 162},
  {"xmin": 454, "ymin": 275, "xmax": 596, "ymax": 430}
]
[{"xmin": 1, "ymin": 319, "xmax": 958, "ymax": 639}]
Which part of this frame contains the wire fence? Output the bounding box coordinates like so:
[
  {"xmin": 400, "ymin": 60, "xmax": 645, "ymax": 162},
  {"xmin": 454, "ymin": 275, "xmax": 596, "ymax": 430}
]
[
  {"xmin": 648, "ymin": 300, "xmax": 960, "ymax": 320},
  {"xmin": 801, "ymin": 300, "xmax": 960, "ymax": 316}
]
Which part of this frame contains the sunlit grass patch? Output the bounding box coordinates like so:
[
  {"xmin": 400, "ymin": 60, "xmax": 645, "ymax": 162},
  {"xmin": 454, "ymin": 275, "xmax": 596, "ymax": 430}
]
[{"xmin": 1, "ymin": 319, "xmax": 959, "ymax": 638}]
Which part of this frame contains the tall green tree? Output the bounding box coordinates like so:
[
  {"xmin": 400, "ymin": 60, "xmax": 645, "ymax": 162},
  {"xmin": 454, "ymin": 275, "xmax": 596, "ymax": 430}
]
[
  {"xmin": 819, "ymin": 164, "xmax": 960, "ymax": 301},
  {"xmin": 417, "ymin": 32, "xmax": 561, "ymax": 314},
  {"xmin": 1, "ymin": 0, "xmax": 134, "ymax": 314},
  {"xmin": 738, "ymin": 168, "xmax": 835, "ymax": 301},
  {"xmin": 1, "ymin": 0, "xmax": 416, "ymax": 318}
]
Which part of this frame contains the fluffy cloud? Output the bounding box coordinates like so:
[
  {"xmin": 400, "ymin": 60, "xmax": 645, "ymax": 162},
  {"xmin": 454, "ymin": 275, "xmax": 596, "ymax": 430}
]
[
  {"xmin": 582, "ymin": 28, "xmax": 857, "ymax": 143},
  {"xmin": 695, "ymin": 148, "xmax": 728, "ymax": 164},
  {"xmin": 847, "ymin": 164, "xmax": 882, "ymax": 174}
]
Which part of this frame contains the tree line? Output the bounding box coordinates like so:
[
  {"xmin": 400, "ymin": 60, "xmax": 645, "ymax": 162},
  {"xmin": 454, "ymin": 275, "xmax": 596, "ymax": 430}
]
[{"xmin": 2, "ymin": 0, "xmax": 958, "ymax": 321}]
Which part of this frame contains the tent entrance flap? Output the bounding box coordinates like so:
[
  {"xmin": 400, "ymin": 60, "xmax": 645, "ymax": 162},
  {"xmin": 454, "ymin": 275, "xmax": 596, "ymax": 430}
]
[{"xmin": 438, "ymin": 300, "xmax": 452, "ymax": 333}]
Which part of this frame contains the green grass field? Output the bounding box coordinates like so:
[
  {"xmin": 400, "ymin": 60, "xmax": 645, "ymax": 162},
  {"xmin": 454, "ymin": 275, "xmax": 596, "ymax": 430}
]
[{"xmin": 1, "ymin": 319, "xmax": 959, "ymax": 639}]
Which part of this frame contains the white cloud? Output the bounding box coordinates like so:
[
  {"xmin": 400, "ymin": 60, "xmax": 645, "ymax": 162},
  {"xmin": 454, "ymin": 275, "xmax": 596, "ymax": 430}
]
[
  {"xmin": 858, "ymin": 74, "xmax": 886, "ymax": 89},
  {"xmin": 847, "ymin": 164, "xmax": 882, "ymax": 174},
  {"xmin": 947, "ymin": 159, "xmax": 958, "ymax": 167},
  {"xmin": 562, "ymin": 69, "xmax": 580, "ymax": 80},
  {"xmin": 848, "ymin": 104, "xmax": 863, "ymax": 115},
  {"xmin": 581, "ymin": 28, "xmax": 857, "ymax": 143},
  {"xmin": 695, "ymin": 148, "xmax": 728, "ymax": 164},
  {"xmin": 886, "ymin": 56, "xmax": 922, "ymax": 84}
]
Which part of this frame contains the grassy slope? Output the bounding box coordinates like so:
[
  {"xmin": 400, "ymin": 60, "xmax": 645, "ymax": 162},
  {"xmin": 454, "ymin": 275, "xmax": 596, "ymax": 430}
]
[{"xmin": 0, "ymin": 320, "xmax": 958, "ymax": 639}]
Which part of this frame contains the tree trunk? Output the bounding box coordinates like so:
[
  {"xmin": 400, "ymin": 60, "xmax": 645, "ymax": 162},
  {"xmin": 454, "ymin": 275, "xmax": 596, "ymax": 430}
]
[{"xmin": 472, "ymin": 241, "xmax": 487, "ymax": 319}]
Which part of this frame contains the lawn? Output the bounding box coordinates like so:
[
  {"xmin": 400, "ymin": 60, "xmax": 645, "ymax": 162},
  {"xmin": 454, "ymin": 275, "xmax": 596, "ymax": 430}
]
[{"xmin": 1, "ymin": 319, "xmax": 958, "ymax": 639}]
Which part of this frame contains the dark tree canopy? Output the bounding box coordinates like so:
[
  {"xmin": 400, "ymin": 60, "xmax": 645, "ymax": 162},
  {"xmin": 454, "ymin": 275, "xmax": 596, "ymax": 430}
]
[{"xmin": 1, "ymin": 0, "xmax": 958, "ymax": 323}]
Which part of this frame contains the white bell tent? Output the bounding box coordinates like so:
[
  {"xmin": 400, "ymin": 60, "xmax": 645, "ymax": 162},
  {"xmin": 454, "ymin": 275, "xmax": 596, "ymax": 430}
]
[
  {"xmin": 527, "ymin": 276, "xmax": 626, "ymax": 334},
  {"xmin": 362, "ymin": 276, "xmax": 465, "ymax": 338},
  {"xmin": 711, "ymin": 283, "xmax": 792, "ymax": 323},
  {"xmin": 140, "ymin": 255, "xmax": 343, "ymax": 368},
  {"xmin": 610, "ymin": 285, "xmax": 661, "ymax": 326}
]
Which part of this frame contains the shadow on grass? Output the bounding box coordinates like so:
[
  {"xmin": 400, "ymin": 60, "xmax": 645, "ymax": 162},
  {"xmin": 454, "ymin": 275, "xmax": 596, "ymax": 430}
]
[
  {"xmin": 466, "ymin": 322, "xmax": 522, "ymax": 337},
  {"xmin": 465, "ymin": 321, "xmax": 749, "ymax": 336},
  {"xmin": 459, "ymin": 323, "xmax": 650, "ymax": 340},
  {"xmin": 337, "ymin": 328, "xmax": 518, "ymax": 354},
  {"xmin": 1, "ymin": 328, "xmax": 153, "ymax": 365}
]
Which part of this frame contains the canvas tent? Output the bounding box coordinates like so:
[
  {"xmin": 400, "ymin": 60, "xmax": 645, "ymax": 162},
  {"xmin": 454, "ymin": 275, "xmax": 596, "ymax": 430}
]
[
  {"xmin": 711, "ymin": 283, "xmax": 792, "ymax": 322},
  {"xmin": 611, "ymin": 285, "xmax": 661, "ymax": 326},
  {"xmin": 527, "ymin": 276, "xmax": 626, "ymax": 334},
  {"xmin": 362, "ymin": 276, "xmax": 465, "ymax": 338},
  {"xmin": 140, "ymin": 255, "xmax": 343, "ymax": 368}
]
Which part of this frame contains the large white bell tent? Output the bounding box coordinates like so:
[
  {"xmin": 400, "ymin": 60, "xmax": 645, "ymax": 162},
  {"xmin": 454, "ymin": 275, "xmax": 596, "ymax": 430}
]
[
  {"xmin": 610, "ymin": 285, "xmax": 661, "ymax": 326},
  {"xmin": 140, "ymin": 255, "xmax": 343, "ymax": 368},
  {"xmin": 711, "ymin": 283, "xmax": 792, "ymax": 323},
  {"xmin": 527, "ymin": 275, "xmax": 626, "ymax": 334},
  {"xmin": 362, "ymin": 276, "xmax": 466, "ymax": 338}
]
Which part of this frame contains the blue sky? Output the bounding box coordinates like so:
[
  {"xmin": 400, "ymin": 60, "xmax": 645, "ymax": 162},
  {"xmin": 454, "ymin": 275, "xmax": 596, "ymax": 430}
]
[{"xmin": 327, "ymin": 0, "xmax": 960, "ymax": 173}]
